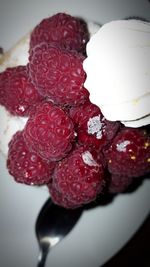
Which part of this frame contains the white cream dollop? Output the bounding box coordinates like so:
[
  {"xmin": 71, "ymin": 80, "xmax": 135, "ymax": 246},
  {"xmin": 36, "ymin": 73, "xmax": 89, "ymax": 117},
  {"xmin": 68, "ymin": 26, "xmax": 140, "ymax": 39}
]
[{"xmin": 83, "ymin": 19, "xmax": 150, "ymax": 127}]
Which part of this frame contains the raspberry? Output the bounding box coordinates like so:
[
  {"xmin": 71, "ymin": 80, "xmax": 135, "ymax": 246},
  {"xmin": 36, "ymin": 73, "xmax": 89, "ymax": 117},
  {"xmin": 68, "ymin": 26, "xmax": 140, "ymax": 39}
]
[
  {"xmin": 104, "ymin": 127, "xmax": 150, "ymax": 177},
  {"xmin": 69, "ymin": 100, "xmax": 120, "ymax": 149},
  {"xmin": 23, "ymin": 101, "xmax": 75, "ymax": 161},
  {"xmin": 108, "ymin": 173, "xmax": 133, "ymax": 194},
  {"xmin": 28, "ymin": 42, "xmax": 89, "ymax": 106},
  {"xmin": 7, "ymin": 131, "xmax": 55, "ymax": 185},
  {"xmin": 30, "ymin": 13, "xmax": 89, "ymax": 54},
  {"xmin": 48, "ymin": 183, "xmax": 82, "ymax": 209},
  {"xmin": 0, "ymin": 65, "xmax": 43, "ymax": 116},
  {"xmin": 0, "ymin": 67, "xmax": 21, "ymax": 106},
  {"xmin": 52, "ymin": 146, "xmax": 105, "ymax": 207},
  {"xmin": 69, "ymin": 100, "xmax": 101, "ymax": 127}
]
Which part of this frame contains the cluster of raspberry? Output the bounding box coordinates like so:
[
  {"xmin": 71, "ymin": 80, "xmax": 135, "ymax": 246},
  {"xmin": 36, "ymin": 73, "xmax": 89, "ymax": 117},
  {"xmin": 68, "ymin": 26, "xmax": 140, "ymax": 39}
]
[{"xmin": 0, "ymin": 13, "xmax": 149, "ymax": 209}]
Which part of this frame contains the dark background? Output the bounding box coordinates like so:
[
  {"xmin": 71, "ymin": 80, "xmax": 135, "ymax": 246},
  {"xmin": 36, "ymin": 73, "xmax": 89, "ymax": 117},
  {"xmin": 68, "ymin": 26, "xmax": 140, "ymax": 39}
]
[{"xmin": 102, "ymin": 214, "xmax": 150, "ymax": 267}]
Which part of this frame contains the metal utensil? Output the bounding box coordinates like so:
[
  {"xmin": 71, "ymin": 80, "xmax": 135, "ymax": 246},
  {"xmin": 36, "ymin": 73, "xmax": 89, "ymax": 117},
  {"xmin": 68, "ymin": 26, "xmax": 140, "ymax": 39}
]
[{"xmin": 35, "ymin": 198, "xmax": 82, "ymax": 267}]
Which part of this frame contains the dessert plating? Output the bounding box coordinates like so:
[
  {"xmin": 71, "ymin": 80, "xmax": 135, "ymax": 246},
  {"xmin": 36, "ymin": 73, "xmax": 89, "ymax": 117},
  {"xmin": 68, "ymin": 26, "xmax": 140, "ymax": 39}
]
[{"xmin": 0, "ymin": 13, "xmax": 149, "ymax": 209}]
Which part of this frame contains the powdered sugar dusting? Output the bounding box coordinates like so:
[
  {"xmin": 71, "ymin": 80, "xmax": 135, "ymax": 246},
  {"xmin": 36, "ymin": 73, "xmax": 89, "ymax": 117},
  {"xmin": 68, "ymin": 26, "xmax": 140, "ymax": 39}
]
[
  {"xmin": 82, "ymin": 151, "xmax": 98, "ymax": 167},
  {"xmin": 116, "ymin": 140, "xmax": 130, "ymax": 152},
  {"xmin": 87, "ymin": 115, "xmax": 103, "ymax": 139}
]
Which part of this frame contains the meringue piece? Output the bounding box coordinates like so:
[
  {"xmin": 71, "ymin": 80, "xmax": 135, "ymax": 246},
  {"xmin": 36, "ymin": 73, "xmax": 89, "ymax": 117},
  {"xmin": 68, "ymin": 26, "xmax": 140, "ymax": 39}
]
[
  {"xmin": 122, "ymin": 114, "xmax": 150, "ymax": 128},
  {"xmin": 87, "ymin": 21, "xmax": 101, "ymax": 36},
  {"xmin": 0, "ymin": 106, "xmax": 28, "ymax": 156},
  {"xmin": 0, "ymin": 32, "xmax": 30, "ymax": 72},
  {"xmin": 99, "ymin": 92, "xmax": 150, "ymax": 121},
  {"xmin": 83, "ymin": 20, "xmax": 150, "ymax": 127}
]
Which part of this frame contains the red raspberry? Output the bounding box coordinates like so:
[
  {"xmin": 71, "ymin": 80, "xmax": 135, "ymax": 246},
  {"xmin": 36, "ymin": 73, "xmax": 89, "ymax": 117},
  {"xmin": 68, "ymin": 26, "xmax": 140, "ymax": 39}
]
[
  {"xmin": 0, "ymin": 65, "xmax": 43, "ymax": 116},
  {"xmin": 52, "ymin": 146, "xmax": 105, "ymax": 207},
  {"xmin": 108, "ymin": 173, "xmax": 133, "ymax": 194},
  {"xmin": 69, "ymin": 100, "xmax": 101, "ymax": 126},
  {"xmin": 0, "ymin": 67, "xmax": 21, "ymax": 106},
  {"xmin": 30, "ymin": 13, "xmax": 89, "ymax": 54},
  {"xmin": 48, "ymin": 183, "xmax": 82, "ymax": 209},
  {"xmin": 69, "ymin": 100, "xmax": 120, "ymax": 149},
  {"xmin": 28, "ymin": 42, "xmax": 89, "ymax": 106},
  {"xmin": 7, "ymin": 131, "xmax": 55, "ymax": 185},
  {"xmin": 104, "ymin": 127, "xmax": 150, "ymax": 177},
  {"xmin": 23, "ymin": 101, "xmax": 75, "ymax": 161}
]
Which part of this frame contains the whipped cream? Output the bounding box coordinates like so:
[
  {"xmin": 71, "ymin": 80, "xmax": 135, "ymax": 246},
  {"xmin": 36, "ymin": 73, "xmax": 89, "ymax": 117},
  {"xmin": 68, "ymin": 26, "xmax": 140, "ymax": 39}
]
[
  {"xmin": 83, "ymin": 19, "xmax": 150, "ymax": 127},
  {"xmin": 0, "ymin": 21, "xmax": 101, "ymax": 157}
]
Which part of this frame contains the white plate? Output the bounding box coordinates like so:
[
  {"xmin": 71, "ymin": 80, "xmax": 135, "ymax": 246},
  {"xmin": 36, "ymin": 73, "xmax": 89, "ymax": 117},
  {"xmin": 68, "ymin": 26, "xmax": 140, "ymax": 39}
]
[{"xmin": 0, "ymin": 1, "xmax": 150, "ymax": 267}]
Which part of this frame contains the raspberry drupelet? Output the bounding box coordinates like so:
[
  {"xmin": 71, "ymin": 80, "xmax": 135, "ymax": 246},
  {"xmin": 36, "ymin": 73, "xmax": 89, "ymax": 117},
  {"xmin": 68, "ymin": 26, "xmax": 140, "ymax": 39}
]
[
  {"xmin": 107, "ymin": 173, "xmax": 134, "ymax": 194},
  {"xmin": 23, "ymin": 101, "xmax": 76, "ymax": 161},
  {"xmin": 51, "ymin": 146, "xmax": 105, "ymax": 208},
  {"xmin": 28, "ymin": 42, "xmax": 89, "ymax": 106},
  {"xmin": 69, "ymin": 100, "xmax": 120, "ymax": 150},
  {"xmin": 30, "ymin": 12, "xmax": 89, "ymax": 54},
  {"xmin": 7, "ymin": 131, "xmax": 55, "ymax": 185},
  {"xmin": 104, "ymin": 127, "xmax": 150, "ymax": 178},
  {"xmin": 48, "ymin": 183, "xmax": 83, "ymax": 209},
  {"xmin": 1, "ymin": 12, "xmax": 149, "ymax": 210},
  {"xmin": 0, "ymin": 65, "xmax": 43, "ymax": 116}
]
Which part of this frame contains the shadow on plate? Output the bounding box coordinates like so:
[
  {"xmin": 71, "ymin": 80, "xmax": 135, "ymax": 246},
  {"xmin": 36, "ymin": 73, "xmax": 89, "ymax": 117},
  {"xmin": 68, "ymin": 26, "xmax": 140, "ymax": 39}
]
[{"xmin": 84, "ymin": 174, "xmax": 150, "ymax": 211}]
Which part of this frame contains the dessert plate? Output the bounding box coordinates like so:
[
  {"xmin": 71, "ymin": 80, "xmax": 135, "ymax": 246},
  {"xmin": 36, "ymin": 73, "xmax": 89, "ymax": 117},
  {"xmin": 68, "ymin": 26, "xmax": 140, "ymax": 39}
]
[{"xmin": 0, "ymin": 1, "xmax": 150, "ymax": 267}]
